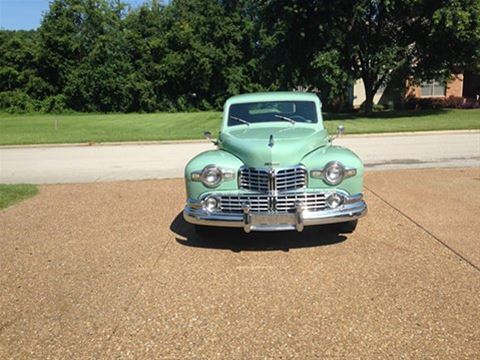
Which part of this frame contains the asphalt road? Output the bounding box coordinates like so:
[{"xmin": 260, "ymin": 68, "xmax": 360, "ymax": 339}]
[
  {"xmin": 1, "ymin": 131, "xmax": 479, "ymax": 184},
  {"xmin": 0, "ymin": 168, "xmax": 479, "ymax": 358}
]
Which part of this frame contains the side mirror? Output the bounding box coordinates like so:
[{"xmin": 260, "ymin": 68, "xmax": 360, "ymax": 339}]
[
  {"xmin": 203, "ymin": 131, "xmax": 218, "ymax": 145},
  {"xmin": 330, "ymin": 124, "xmax": 345, "ymax": 142},
  {"xmin": 203, "ymin": 131, "xmax": 212, "ymax": 141}
]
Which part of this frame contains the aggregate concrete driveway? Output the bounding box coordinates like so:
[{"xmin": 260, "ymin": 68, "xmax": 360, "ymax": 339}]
[{"xmin": 1, "ymin": 168, "xmax": 479, "ymax": 358}]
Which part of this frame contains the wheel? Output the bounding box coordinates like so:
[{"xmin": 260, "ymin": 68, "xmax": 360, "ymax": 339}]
[{"xmin": 334, "ymin": 220, "xmax": 358, "ymax": 234}]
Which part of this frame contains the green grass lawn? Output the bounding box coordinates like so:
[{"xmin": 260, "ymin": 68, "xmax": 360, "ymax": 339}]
[
  {"xmin": 0, "ymin": 184, "xmax": 38, "ymax": 210},
  {"xmin": 0, "ymin": 109, "xmax": 479, "ymax": 146}
]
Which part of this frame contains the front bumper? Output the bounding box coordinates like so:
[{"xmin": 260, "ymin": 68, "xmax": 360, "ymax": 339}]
[{"xmin": 183, "ymin": 193, "xmax": 367, "ymax": 232}]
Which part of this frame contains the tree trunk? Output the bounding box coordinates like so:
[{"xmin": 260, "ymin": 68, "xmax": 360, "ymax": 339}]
[{"xmin": 363, "ymin": 80, "xmax": 374, "ymax": 116}]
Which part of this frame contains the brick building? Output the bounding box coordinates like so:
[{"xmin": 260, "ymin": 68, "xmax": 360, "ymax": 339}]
[{"xmin": 350, "ymin": 71, "xmax": 480, "ymax": 109}]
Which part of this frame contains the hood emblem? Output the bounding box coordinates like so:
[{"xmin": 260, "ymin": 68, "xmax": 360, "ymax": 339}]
[{"xmin": 268, "ymin": 134, "xmax": 274, "ymax": 147}]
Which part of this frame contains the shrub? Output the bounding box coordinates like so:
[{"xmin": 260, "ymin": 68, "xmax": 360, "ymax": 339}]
[
  {"xmin": 412, "ymin": 97, "xmax": 445, "ymax": 109},
  {"xmin": 460, "ymin": 99, "xmax": 480, "ymax": 109},
  {"xmin": 404, "ymin": 95, "xmax": 478, "ymax": 110},
  {"xmin": 444, "ymin": 96, "xmax": 465, "ymax": 108},
  {"xmin": 199, "ymin": 99, "xmax": 213, "ymax": 111},
  {"xmin": 0, "ymin": 90, "xmax": 35, "ymax": 113},
  {"xmin": 359, "ymin": 101, "xmax": 386, "ymax": 112},
  {"xmin": 41, "ymin": 94, "xmax": 68, "ymax": 113},
  {"xmin": 0, "ymin": 67, "xmax": 20, "ymax": 91}
]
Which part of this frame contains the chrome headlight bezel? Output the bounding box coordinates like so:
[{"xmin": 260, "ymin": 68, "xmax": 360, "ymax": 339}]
[
  {"xmin": 202, "ymin": 195, "xmax": 220, "ymax": 212},
  {"xmin": 191, "ymin": 165, "xmax": 235, "ymax": 188},
  {"xmin": 201, "ymin": 165, "xmax": 222, "ymax": 187},
  {"xmin": 326, "ymin": 192, "xmax": 344, "ymax": 208},
  {"xmin": 324, "ymin": 161, "xmax": 345, "ymax": 185},
  {"xmin": 310, "ymin": 161, "xmax": 356, "ymax": 185}
]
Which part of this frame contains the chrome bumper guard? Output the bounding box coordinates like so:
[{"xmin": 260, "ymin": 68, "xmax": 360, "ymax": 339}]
[{"xmin": 183, "ymin": 193, "xmax": 367, "ymax": 232}]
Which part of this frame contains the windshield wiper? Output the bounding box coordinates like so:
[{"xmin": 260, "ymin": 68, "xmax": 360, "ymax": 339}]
[
  {"xmin": 230, "ymin": 115, "xmax": 250, "ymax": 126},
  {"xmin": 274, "ymin": 114, "xmax": 296, "ymax": 124}
]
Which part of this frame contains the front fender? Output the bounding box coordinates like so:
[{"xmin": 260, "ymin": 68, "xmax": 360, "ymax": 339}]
[
  {"xmin": 185, "ymin": 150, "xmax": 244, "ymax": 199},
  {"xmin": 302, "ymin": 145, "xmax": 364, "ymax": 195}
]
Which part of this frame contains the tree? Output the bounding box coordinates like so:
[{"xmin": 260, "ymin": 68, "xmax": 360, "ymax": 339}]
[
  {"xmin": 343, "ymin": 0, "xmax": 480, "ymax": 114},
  {"xmin": 37, "ymin": 0, "xmax": 134, "ymax": 111},
  {"xmin": 152, "ymin": 0, "xmax": 263, "ymax": 109},
  {"xmin": 254, "ymin": 1, "xmax": 352, "ymax": 105},
  {"xmin": 2, "ymin": 0, "xmax": 479, "ymax": 114},
  {"xmin": 0, "ymin": 30, "xmax": 52, "ymax": 98},
  {"xmin": 258, "ymin": 0, "xmax": 480, "ymax": 114},
  {"xmin": 123, "ymin": 0, "xmax": 166, "ymax": 111}
]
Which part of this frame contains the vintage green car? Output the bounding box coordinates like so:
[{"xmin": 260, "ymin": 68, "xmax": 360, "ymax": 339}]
[{"xmin": 183, "ymin": 92, "xmax": 367, "ymax": 233}]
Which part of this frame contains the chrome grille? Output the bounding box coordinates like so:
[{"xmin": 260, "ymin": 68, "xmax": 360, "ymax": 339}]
[
  {"xmin": 219, "ymin": 194, "xmax": 270, "ymax": 212},
  {"xmin": 276, "ymin": 167, "xmax": 307, "ymax": 191},
  {"xmin": 219, "ymin": 193, "xmax": 327, "ymax": 213},
  {"xmin": 275, "ymin": 193, "xmax": 326, "ymax": 212},
  {"xmin": 239, "ymin": 165, "xmax": 306, "ymax": 192},
  {"xmin": 238, "ymin": 167, "xmax": 270, "ymax": 192}
]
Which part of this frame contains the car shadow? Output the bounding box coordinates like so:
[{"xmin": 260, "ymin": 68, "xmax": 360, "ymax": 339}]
[{"xmin": 170, "ymin": 212, "xmax": 347, "ymax": 252}]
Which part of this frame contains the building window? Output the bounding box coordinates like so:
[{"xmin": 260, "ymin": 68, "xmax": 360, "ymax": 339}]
[{"xmin": 420, "ymin": 80, "xmax": 445, "ymax": 97}]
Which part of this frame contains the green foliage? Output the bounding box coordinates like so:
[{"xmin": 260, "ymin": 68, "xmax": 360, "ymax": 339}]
[
  {"xmin": 0, "ymin": 91, "xmax": 37, "ymax": 113},
  {"xmin": 0, "ymin": 0, "xmax": 267, "ymax": 113},
  {"xmin": 0, "ymin": 91, "xmax": 70, "ymax": 114},
  {"xmin": 258, "ymin": 0, "xmax": 480, "ymax": 114},
  {"xmin": 42, "ymin": 94, "xmax": 69, "ymax": 113},
  {"xmin": 0, "ymin": 0, "xmax": 479, "ymax": 114},
  {"xmin": 311, "ymin": 50, "xmax": 352, "ymax": 107}
]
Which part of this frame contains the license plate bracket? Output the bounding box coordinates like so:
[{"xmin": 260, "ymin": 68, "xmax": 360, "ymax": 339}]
[{"xmin": 250, "ymin": 213, "xmax": 296, "ymax": 226}]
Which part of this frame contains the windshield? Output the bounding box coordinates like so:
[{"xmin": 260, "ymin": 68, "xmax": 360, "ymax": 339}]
[{"xmin": 227, "ymin": 101, "xmax": 318, "ymax": 126}]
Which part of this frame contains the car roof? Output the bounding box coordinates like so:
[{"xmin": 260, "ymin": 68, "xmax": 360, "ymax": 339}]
[{"xmin": 225, "ymin": 91, "xmax": 320, "ymax": 106}]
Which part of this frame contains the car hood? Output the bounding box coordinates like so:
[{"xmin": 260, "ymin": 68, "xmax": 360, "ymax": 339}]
[{"xmin": 219, "ymin": 125, "xmax": 329, "ymax": 167}]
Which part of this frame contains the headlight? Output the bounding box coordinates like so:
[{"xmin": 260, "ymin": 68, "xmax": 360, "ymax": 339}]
[
  {"xmin": 191, "ymin": 165, "xmax": 235, "ymax": 188},
  {"xmin": 326, "ymin": 193, "xmax": 344, "ymax": 208},
  {"xmin": 310, "ymin": 161, "xmax": 356, "ymax": 185},
  {"xmin": 201, "ymin": 165, "xmax": 222, "ymax": 187},
  {"xmin": 324, "ymin": 162, "xmax": 344, "ymax": 185},
  {"xmin": 203, "ymin": 195, "xmax": 220, "ymax": 212}
]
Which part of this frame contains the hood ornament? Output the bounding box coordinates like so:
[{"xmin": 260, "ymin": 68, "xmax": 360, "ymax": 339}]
[{"xmin": 268, "ymin": 134, "xmax": 274, "ymax": 147}]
